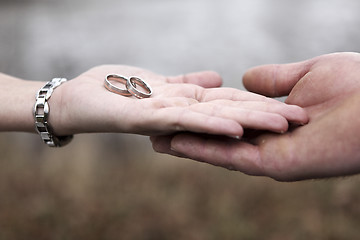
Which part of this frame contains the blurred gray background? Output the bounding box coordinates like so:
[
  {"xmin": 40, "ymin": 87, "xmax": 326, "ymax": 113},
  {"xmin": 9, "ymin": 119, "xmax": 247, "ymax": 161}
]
[
  {"xmin": 2, "ymin": 0, "xmax": 360, "ymax": 86},
  {"xmin": 1, "ymin": 0, "xmax": 360, "ymax": 239}
]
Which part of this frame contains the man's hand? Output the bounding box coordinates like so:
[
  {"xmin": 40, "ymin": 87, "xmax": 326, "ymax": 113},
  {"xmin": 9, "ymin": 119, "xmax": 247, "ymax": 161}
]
[{"xmin": 152, "ymin": 52, "xmax": 360, "ymax": 181}]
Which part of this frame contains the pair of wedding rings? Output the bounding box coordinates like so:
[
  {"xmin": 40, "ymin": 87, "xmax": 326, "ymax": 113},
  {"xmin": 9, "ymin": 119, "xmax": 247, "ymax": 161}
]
[{"xmin": 104, "ymin": 74, "xmax": 153, "ymax": 99}]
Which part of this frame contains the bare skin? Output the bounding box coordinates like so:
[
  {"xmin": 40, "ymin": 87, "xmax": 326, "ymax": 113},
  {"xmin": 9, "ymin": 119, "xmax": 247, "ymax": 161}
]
[
  {"xmin": 151, "ymin": 52, "xmax": 360, "ymax": 181},
  {"xmin": 0, "ymin": 65, "xmax": 307, "ymax": 140}
]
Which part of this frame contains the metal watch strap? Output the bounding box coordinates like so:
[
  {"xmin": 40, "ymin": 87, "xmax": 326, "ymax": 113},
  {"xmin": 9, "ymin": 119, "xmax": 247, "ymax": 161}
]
[{"xmin": 33, "ymin": 78, "xmax": 73, "ymax": 147}]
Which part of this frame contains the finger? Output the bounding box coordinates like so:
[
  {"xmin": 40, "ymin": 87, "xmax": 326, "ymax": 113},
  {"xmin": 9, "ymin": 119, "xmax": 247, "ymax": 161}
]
[
  {"xmin": 169, "ymin": 132, "xmax": 305, "ymax": 181},
  {"xmin": 170, "ymin": 133, "xmax": 265, "ymax": 176},
  {"xmin": 128, "ymin": 101, "xmax": 244, "ymax": 136},
  {"xmin": 145, "ymin": 108, "xmax": 244, "ymax": 137},
  {"xmin": 189, "ymin": 102, "xmax": 293, "ymax": 133},
  {"xmin": 166, "ymin": 71, "xmax": 223, "ymax": 88},
  {"xmin": 123, "ymin": 98, "xmax": 243, "ymax": 137},
  {"xmin": 201, "ymin": 87, "xmax": 281, "ymax": 103},
  {"xmin": 150, "ymin": 135, "xmax": 188, "ymax": 158},
  {"xmin": 242, "ymin": 60, "xmax": 313, "ymax": 97},
  {"xmin": 201, "ymin": 100, "xmax": 309, "ymax": 125}
]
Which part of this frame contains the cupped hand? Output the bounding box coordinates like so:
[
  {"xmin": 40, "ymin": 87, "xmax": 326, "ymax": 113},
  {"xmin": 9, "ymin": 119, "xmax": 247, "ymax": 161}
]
[
  {"xmin": 49, "ymin": 65, "xmax": 307, "ymax": 137},
  {"xmin": 152, "ymin": 52, "xmax": 360, "ymax": 181}
]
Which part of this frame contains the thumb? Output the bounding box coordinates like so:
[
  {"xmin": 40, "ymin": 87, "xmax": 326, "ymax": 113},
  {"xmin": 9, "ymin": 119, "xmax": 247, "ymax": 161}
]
[
  {"xmin": 243, "ymin": 60, "xmax": 312, "ymax": 97},
  {"xmin": 166, "ymin": 71, "xmax": 223, "ymax": 88}
]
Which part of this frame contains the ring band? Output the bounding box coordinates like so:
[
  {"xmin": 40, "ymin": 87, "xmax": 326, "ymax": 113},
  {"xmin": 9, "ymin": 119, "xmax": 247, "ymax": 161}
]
[
  {"xmin": 104, "ymin": 74, "xmax": 132, "ymax": 96},
  {"xmin": 126, "ymin": 76, "xmax": 153, "ymax": 99}
]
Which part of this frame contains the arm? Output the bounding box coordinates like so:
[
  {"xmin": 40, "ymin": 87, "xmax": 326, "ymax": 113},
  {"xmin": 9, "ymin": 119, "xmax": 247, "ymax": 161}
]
[
  {"xmin": 0, "ymin": 73, "xmax": 43, "ymax": 132},
  {"xmin": 0, "ymin": 65, "xmax": 308, "ymax": 142}
]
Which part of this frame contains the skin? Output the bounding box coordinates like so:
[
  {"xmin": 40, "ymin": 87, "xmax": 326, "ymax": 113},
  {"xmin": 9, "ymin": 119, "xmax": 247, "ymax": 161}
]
[
  {"xmin": 151, "ymin": 52, "xmax": 360, "ymax": 181},
  {"xmin": 0, "ymin": 65, "xmax": 307, "ymax": 139}
]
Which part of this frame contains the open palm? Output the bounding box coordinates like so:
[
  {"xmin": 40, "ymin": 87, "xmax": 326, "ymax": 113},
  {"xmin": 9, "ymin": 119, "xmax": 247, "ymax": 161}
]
[{"xmin": 49, "ymin": 65, "xmax": 307, "ymax": 138}]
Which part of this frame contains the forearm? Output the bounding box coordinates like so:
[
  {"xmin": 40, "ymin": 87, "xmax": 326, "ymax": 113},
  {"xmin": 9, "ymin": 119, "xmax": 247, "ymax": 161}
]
[{"xmin": 0, "ymin": 73, "xmax": 43, "ymax": 133}]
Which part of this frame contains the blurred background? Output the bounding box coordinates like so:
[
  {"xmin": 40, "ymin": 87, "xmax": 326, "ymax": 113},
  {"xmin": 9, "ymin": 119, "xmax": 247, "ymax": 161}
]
[{"xmin": 1, "ymin": 0, "xmax": 360, "ymax": 239}]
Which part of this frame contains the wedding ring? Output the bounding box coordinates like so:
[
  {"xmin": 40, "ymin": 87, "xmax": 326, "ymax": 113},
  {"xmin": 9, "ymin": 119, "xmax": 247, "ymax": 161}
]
[
  {"xmin": 126, "ymin": 76, "xmax": 153, "ymax": 99},
  {"xmin": 104, "ymin": 74, "xmax": 132, "ymax": 96}
]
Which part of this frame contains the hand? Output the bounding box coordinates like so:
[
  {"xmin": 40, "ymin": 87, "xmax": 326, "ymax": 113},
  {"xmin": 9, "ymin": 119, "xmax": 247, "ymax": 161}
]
[
  {"xmin": 48, "ymin": 65, "xmax": 307, "ymax": 137},
  {"xmin": 152, "ymin": 52, "xmax": 360, "ymax": 181}
]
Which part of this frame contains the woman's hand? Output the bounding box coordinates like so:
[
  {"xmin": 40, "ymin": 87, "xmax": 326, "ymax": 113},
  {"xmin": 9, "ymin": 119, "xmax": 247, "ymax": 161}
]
[{"xmin": 49, "ymin": 65, "xmax": 308, "ymax": 137}]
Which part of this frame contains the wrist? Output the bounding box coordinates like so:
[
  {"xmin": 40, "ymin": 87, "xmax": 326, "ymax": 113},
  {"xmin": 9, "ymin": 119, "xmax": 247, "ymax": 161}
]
[
  {"xmin": 34, "ymin": 78, "xmax": 73, "ymax": 147},
  {"xmin": 0, "ymin": 73, "xmax": 44, "ymax": 133}
]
